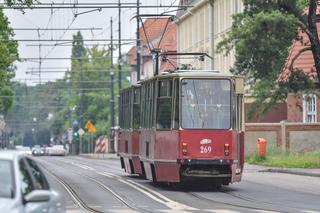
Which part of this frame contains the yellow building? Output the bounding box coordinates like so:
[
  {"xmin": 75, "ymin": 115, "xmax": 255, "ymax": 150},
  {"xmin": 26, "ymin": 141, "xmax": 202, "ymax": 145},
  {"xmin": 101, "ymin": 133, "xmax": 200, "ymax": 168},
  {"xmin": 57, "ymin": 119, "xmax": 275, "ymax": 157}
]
[{"xmin": 176, "ymin": 0, "xmax": 243, "ymax": 72}]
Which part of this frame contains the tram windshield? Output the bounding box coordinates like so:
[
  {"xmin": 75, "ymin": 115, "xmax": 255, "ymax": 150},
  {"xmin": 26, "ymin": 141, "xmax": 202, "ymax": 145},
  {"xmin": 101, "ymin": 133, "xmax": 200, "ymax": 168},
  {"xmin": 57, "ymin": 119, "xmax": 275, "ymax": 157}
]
[{"xmin": 181, "ymin": 79, "xmax": 231, "ymax": 129}]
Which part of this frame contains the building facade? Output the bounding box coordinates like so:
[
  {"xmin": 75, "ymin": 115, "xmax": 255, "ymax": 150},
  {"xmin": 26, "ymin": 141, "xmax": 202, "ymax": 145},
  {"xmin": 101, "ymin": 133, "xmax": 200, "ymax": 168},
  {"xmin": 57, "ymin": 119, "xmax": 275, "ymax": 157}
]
[
  {"xmin": 127, "ymin": 18, "xmax": 177, "ymax": 84},
  {"xmin": 176, "ymin": 0, "xmax": 243, "ymax": 72}
]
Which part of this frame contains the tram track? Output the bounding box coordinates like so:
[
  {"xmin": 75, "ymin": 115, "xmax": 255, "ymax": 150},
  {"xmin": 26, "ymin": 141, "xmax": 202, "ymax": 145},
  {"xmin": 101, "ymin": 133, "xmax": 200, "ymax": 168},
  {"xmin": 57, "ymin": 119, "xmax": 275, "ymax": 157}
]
[
  {"xmin": 41, "ymin": 157, "xmax": 298, "ymax": 213},
  {"xmin": 188, "ymin": 191, "xmax": 291, "ymax": 213},
  {"xmin": 54, "ymin": 157, "xmax": 283, "ymax": 212},
  {"xmin": 42, "ymin": 165, "xmax": 103, "ymax": 213},
  {"xmin": 39, "ymin": 159, "xmax": 153, "ymax": 213}
]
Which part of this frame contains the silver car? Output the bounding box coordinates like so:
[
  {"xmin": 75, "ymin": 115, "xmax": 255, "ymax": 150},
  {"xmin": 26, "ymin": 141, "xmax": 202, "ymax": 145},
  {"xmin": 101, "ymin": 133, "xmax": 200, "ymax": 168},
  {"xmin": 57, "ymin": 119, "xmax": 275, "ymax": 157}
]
[{"xmin": 0, "ymin": 151, "xmax": 65, "ymax": 213}]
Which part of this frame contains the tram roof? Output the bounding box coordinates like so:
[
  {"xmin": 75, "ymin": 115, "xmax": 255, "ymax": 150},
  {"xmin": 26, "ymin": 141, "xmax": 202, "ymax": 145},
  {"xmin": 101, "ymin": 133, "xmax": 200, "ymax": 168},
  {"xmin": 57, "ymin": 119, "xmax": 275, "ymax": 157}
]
[
  {"xmin": 121, "ymin": 70, "xmax": 242, "ymax": 92},
  {"xmin": 141, "ymin": 70, "xmax": 236, "ymax": 82}
]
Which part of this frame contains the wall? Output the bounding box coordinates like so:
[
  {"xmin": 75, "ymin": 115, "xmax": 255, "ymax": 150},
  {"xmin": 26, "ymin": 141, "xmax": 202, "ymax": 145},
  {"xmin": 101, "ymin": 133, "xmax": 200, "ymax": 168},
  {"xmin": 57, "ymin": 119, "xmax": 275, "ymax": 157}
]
[
  {"xmin": 213, "ymin": 0, "xmax": 243, "ymax": 72},
  {"xmin": 287, "ymin": 93, "xmax": 320, "ymax": 122},
  {"xmin": 177, "ymin": 1, "xmax": 211, "ymax": 69},
  {"xmin": 176, "ymin": 0, "xmax": 243, "ymax": 72},
  {"xmin": 244, "ymin": 102, "xmax": 287, "ymax": 123},
  {"xmin": 245, "ymin": 122, "xmax": 320, "ymax": 155}
]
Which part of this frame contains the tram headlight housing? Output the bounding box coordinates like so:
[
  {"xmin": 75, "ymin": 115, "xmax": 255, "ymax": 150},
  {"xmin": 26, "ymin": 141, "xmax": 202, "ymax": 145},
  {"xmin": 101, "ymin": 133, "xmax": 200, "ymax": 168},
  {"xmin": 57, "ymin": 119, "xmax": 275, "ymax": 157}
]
[
  {"xmin": 182, "ymin": 143, "xmax": 188, "ymax": 155},
  {"xmin": 224, "ymin": 143, "xmax": 230, "ymax": 156}
]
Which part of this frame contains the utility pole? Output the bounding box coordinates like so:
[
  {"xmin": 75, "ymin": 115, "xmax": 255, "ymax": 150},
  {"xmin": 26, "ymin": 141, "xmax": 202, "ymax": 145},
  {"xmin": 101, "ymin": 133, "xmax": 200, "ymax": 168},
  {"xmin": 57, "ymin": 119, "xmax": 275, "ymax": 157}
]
[
  {"xmin": 118, "ymin": 0, "xmax": 122, "ymax": 142},
  {"xmin": 136, "ymin": 0, "xmax": 141, "ymax": 81},
  {"xmin": 37, "ymin": 29, "xmax": 42, "ymax": 85},
  {"xmin": 79, "ymin": 59, "xmax": 84, "ymax": 155},
  {"xmin": 110, "ymin": 17, "xmax": 115, "ymax": 153}
]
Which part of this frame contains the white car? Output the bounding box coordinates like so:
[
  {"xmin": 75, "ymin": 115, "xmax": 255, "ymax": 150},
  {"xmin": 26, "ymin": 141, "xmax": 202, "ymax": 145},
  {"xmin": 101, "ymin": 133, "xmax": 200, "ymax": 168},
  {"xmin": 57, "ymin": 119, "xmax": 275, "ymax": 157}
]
[
  {"xmin": 0, "ymin": 151, "xmax": 65, "ymax": 213},
  {"xmin": 46, "ymin": 145, "xmax": 67, "ymax": 156},
  {"xmin": 15, "ymin": 146, "xmax": 32, "ymax": 155}
]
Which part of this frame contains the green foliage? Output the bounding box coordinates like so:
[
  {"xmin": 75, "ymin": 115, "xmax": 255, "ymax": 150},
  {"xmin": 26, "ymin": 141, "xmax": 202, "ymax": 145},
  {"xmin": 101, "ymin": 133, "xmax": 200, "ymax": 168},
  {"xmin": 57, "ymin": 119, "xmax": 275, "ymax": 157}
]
[
  {"xmin": 7, "ymin": 31, "xmax": 131, "ymax": 145},
  {"xmin": 246, "ymin": 150, "xmax": 320, "ymax": 168},
  {"xmin": 0, "ymin": 9, "xmax": 18, "ymax": 115},
  {"xmin": 217, "ymin": 0, "xmax": 317, "ymax": 118},
  {"xmin": 49, "ymin": 31, "xmax": 131, "ymax": 140},
  {"xmin": 5, "ymin": 0, "xmax": 34, "ymax": 6}
]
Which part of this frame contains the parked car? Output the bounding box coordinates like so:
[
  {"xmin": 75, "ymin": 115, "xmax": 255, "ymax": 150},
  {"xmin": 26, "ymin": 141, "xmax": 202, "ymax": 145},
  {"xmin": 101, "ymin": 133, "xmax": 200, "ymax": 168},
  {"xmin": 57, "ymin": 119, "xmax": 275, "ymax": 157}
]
[
  {"xmin": 32, "ymin": 146, "xmax": 45, "ymax": 156},
  {"xmin": 46, "ymin": 145, "xmax": 67, "ymax": 156},
  {"xmin": 15, "ymin": 146, "xmax": 32, "ymax": 155},
  {"xmin": 0, "ymin": 151, "xmax": 65, "ymax": 213}
]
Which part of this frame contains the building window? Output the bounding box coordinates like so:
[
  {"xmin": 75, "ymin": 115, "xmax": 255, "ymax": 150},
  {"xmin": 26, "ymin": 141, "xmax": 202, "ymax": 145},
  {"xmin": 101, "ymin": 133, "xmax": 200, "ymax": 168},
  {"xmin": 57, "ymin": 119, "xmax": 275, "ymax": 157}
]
[{"xmin": 303, "ymin": 94, "xmax": 317, "ymax": 123}]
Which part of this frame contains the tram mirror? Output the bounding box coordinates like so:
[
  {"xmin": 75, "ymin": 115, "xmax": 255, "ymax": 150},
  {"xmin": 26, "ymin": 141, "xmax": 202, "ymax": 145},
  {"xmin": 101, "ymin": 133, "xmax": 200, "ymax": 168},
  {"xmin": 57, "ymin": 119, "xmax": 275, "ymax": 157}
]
[{"xmin": 235, "ymin": 77, "xmax": 244, "ymax": 94}]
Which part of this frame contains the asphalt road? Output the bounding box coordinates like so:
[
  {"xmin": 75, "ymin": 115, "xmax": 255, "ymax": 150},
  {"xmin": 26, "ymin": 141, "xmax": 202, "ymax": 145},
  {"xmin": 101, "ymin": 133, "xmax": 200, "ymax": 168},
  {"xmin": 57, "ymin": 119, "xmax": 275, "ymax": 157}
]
[{"xmin": 35, "ymin": 156, "xmax": 320, "ymax": 213}]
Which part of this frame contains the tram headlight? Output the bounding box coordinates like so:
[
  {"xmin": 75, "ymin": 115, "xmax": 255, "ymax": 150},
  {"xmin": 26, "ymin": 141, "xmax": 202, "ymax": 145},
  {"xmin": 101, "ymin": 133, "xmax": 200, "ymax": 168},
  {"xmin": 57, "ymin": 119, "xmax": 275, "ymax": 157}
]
[
  {"xmin": 182, "ymin": 143, "xmax": 188, "ymax": 155},
  {"xmin": 224, "ymin": 143, "xmax": 230, "ymax": 156}
]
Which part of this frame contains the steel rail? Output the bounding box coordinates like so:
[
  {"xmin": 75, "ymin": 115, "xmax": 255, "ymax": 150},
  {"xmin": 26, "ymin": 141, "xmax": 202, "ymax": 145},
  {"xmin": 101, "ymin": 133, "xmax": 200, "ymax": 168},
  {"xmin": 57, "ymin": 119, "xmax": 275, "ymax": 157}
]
[
  {"xmin": 85, "ymin": 175, "xmax": 152, "ymax": 213},
  {"xmin": 43, "ymin": 168, "xmax": 103, "ymax": 213},
  {"xmin": 41, "ymin": 158, "xmax": 152, "ymax": 213},
  {"xmin": 189, "ymin": 192, "xmax": 290, "ymax": 213}
]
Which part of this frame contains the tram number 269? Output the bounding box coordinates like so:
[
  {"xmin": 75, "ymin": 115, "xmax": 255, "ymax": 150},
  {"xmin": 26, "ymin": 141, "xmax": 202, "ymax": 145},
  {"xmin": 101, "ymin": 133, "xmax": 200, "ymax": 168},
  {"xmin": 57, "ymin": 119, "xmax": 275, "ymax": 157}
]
[{"xmin": 200, "ymin": 146, "xmax": 212, "ymax": 154}]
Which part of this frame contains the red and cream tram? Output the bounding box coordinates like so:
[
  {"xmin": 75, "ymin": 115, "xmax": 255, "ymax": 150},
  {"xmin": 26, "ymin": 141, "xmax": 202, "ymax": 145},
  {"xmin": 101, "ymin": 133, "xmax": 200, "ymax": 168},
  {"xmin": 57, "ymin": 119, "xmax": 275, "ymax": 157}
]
[{"xmin": 117, "ymin": 70, "xmax": 244, "ymax": 186}]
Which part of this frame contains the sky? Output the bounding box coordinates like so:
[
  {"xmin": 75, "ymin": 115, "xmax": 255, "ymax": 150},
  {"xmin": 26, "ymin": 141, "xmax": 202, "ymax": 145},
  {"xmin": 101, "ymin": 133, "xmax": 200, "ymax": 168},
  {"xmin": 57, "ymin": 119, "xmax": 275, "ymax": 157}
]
[{"xmin": 3, "ymin": 0, "xmax": 179, "ymax": 85}]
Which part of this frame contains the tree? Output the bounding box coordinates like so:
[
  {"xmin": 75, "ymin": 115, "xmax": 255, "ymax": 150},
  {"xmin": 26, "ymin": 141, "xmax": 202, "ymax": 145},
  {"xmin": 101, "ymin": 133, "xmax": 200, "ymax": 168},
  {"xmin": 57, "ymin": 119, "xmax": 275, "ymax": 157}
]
[
  {"xmin": 0, "ymin": 9, "xmax": 18, "ymax": 115},
  {"xmin": 217, "ymin": 0, "xmax": 320, "ymax": 117}
]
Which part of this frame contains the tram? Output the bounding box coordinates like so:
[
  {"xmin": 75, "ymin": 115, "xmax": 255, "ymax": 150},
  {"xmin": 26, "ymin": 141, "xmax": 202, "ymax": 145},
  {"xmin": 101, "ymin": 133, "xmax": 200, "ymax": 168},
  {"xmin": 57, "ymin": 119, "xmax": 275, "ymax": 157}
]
[{"xmin": 117, "ymin": 69, "xmax": 245, "ymax": 186}]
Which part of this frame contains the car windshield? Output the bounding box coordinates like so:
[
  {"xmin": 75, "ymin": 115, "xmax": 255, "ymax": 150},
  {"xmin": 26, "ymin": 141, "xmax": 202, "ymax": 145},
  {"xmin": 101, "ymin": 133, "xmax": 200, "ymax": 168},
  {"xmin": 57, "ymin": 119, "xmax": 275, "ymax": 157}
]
[
  {"xmin": 0, "ymin": 160, "xmax": 15, "ymax": 198},
  {"xmin": 181, "ymin": 79, "xmax": 231, "ymax": 129}
]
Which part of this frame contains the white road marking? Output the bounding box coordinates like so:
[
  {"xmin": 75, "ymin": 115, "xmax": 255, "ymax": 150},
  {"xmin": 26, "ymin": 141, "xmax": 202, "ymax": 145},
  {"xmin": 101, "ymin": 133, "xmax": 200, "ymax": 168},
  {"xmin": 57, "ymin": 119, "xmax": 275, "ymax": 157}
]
[
  {"xmin": 97, "ymin": 171, "xmax": 116, "ymax": 178},
  {"xmin": 71, "ymin": 162, "xmax": 95, "ymax": 171},
  {"xmin": 97, "ymin": 171, "xmax": 197, "ymax": 211},
  {"xmin": 206, "ymin": 210, "xmax": 242, "ymax": 213},
  {"xmin": 301, "ymin": 211, "xmax": 320, "ymax": 213},
  {"xmin": 120, "ymin": 179, "xmax": 196, "ymax": 211}
]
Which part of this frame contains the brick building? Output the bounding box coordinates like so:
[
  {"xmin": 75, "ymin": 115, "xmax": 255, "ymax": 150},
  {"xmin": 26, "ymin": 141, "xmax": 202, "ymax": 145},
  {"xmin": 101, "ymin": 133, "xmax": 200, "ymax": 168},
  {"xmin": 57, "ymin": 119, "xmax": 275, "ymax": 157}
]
[
  {"xmin": 280, "ymin": 22, "xmax": 320, "ymax": 123},
  {"xmin": 127, "ymin": 18, "xmax": 177, "ymax": 83}
]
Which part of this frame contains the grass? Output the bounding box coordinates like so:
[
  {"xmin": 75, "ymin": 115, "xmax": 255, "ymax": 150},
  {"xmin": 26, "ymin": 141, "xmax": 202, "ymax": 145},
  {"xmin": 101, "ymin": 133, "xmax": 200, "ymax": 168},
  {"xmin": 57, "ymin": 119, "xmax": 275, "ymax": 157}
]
[{"xmin": 246, "ymin": 146, "xmax": 320, "ymax": 168}]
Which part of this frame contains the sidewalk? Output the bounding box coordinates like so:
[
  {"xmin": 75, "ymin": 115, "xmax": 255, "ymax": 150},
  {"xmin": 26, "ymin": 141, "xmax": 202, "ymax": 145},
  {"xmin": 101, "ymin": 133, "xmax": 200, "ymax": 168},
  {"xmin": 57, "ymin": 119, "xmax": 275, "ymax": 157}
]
[
  {"xmin": 245, "ymin": 163, "xmax": 320, "ymax": 178},
  {"xmin": 80, "ymin": 153, "xmax": 119, "ymax": 160}
]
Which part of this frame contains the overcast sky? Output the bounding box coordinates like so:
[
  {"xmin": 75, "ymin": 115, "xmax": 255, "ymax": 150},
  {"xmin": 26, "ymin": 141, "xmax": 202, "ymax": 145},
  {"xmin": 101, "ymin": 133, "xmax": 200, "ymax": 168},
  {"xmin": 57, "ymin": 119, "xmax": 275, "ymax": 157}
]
[{"xmin": 3, "ymin": 0, "xmax": 178, "ymax": 85}]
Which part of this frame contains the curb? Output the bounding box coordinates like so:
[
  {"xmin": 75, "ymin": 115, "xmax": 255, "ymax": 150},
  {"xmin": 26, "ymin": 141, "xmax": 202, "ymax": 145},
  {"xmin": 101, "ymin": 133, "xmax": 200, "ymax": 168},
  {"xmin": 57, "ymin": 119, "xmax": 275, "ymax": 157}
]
[
  {"xmin": 79, "ymin": 153, "xmax": 119, "ymax": 160},
  {"xmin": 259, "ymin": 168, "xmax": 320, "ymax": 178}
]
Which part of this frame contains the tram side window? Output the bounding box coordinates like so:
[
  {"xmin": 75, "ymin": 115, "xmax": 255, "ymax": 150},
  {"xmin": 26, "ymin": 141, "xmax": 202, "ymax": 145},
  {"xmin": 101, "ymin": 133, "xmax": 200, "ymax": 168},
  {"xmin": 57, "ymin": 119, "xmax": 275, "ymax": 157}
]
[
  {"xmin": 146, "ymin": 82, "xmax": 154, "ymax": 129},
  {"xmin": 133, "ymin": 88, "xmax": 140, "ymax": 130},
  {"xmin": 120, "ymin": 93, "xmax": 124, "ymax": 128},
  {"xmin": 121, "ymin": 91, "xmax": 132, "ymax": 129},
  {"xmin": 236, "ymin": 95, "xmax": 243, "ymax": 131},
  {"xmin": 156, "ymin": 80, "xmax": 172, "ymax": 130},
  {"xmin": 173, "ymin": 79, "xmax": 179, "ymax": 129},
  {"xmin": 140, "ymin": 84, "xmax": 146, "ymax": 128}
]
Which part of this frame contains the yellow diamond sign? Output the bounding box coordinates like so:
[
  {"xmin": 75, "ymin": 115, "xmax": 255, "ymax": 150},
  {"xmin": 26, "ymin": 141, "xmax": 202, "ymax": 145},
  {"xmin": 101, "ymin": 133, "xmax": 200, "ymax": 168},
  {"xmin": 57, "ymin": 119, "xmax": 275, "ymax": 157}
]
[{"xmin": 85, "ymin": 120, "xmax": 96, "ymax": 133}]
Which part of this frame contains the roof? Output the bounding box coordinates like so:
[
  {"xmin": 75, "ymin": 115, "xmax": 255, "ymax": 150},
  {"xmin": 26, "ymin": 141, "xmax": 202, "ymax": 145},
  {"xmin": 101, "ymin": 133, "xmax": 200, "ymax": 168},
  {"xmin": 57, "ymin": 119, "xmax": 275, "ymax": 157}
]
[
  {"xmin": 127, "ymin": 18, "xmax": 177, "ymax": 69},
  {"xmin": 138, "ymin": 70, "xmax": 235, "ymax": 83},
  {"xmin": 279, "ymin": 16, "xmax": 320, "ymax": 82}
]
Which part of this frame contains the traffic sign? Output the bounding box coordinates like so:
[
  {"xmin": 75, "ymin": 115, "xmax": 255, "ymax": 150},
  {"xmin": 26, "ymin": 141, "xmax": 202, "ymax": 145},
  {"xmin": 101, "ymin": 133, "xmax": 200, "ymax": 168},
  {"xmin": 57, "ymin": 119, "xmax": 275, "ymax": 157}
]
[
  {"xmin": 78, "ymin": 128, "xmax": 85, "ymax": 137},
  {"xmin": 85, "ymin": 120, "xmax": 96, "ymax": 133}
]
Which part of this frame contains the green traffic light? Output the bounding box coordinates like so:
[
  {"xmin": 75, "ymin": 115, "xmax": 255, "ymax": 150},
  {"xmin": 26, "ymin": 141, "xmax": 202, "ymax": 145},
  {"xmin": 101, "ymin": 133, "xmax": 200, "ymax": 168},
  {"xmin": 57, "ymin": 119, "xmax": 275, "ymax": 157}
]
[{"xmin": 73, "ymin": 131, "xmax": 79, "ymax": 137}]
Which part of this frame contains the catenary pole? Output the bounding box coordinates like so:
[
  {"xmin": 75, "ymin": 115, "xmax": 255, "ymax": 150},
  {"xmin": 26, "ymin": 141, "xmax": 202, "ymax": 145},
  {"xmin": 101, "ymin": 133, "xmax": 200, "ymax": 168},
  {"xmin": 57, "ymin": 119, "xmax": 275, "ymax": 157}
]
[
  {"xmin": 136, "ymin": 0, "xmax": 141, "ymax": 81},
  {"xmin": 118, "ymin": 0, "xmax": 122, "ymax": 146},
  {"xmin": 110, "ymin": 17, "xmax": 115, "ymax": 153}
]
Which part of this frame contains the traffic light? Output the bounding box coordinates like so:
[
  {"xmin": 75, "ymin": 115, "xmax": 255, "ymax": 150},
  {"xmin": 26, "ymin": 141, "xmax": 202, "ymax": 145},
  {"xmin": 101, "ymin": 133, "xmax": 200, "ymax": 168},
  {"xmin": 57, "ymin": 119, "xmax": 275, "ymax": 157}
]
[
  {"xmin": 72, "ymin": 127, "xmax": 79, "ymax": 142},
  {"xmin": 73, "ymin": 130, "xmax": 79, "ymax": 138}
]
